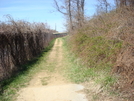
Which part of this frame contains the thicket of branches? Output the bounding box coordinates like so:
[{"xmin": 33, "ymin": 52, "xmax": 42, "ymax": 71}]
[
  {"xmin": 115, "ymin": 0, "xmax": 134, "ymax": 7},
  {"xmin": 0, "ymin": 16, "xmax": 62, "ymax": 81}
]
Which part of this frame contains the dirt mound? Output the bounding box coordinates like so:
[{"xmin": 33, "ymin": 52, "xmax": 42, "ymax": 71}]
[{"xmin": 113, "ymin": 46, "xmax": 134, "ymax": 100}]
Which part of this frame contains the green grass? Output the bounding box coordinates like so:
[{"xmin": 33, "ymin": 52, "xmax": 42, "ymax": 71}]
[
  {"xmin": 0, "ymin": 39, "xmax": 56, "ymax": 101},
  {"xmin": 62, "ymin": 36, "xmax": 121, "ymax": 94},
  {"xmin": 62, "ymin": 37, "xmax": 95, "ymax": 83}
]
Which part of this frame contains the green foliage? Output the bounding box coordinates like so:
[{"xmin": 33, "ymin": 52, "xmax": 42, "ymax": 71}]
[
  {"xmin": 62, "ymin": 37, "xmax": 98, "ymax": 83},
  {"xmin": 63, "ymin": 34, "xmax": 122, "ymax": 91},
  {"xmin": 73, "ymin": 33, "xmax": 122, "ymax": 68}
]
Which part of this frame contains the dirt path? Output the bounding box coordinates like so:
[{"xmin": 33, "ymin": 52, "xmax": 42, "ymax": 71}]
[{"xmin": 16, "ymin": 38, "xmax": 88, "ymax": 101}]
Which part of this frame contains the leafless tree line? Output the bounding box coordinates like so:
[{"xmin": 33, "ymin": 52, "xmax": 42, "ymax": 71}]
[
  {"xmin": 96, "ymin": 0, "xmax": 134, "ymax": 14},
  {"xmin": 115, "ymin": 0, "xmax": 134, "ymax": 7},
  {"xmin": 53, "ymin": 0, "xmax": 134, "ymax": 32}
]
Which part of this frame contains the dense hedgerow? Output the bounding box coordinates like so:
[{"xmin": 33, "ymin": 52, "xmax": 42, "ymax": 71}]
[{"xmin": 0, "ymin": 16, "xmax": 65, "ymax": 81}]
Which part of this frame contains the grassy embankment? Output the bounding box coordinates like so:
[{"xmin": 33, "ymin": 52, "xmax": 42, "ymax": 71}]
[
  {"xmin": 61, "ymin": 8, "xmax": 134, "ymax": 99},
  {"xmin": 0, "ymin": 39, "xmax": 56, "ymax": 101},
  {"xmin": 63, "ymin": 8, "xmax": 134, "ymax": 100},
  {"xmin": 62, "ymin": 33, "xmax": 122, "ymax": 95}
]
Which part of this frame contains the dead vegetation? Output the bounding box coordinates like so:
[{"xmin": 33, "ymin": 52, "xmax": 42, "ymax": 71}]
[
  {"xmin": 66, "ymin": 5, "xmax": 134, "ymax": 101},
  {"xmin": 0, "ymin": 15, "xmax": 64, "ymax": 82}
]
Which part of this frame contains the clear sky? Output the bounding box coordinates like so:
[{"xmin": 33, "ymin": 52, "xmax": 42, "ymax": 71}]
[{"xmin": 0, "ymin": 0, "xmax": 114, "ymax": 32}]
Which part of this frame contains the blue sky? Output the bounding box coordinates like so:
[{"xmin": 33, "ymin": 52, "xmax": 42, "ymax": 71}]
[{"xmin": 0, "ymin": 0, "xmax": 114, "ymax": 32}]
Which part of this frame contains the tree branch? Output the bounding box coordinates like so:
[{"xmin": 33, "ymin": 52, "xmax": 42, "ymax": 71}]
[{"xmin": 54, "ymin": 0, "xmax": 67, "ymax": 15}]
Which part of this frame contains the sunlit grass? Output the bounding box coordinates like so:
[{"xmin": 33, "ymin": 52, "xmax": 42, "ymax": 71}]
[{"xmin": 62, "ymin": 36, "xmax": 121, "ymax": 94}]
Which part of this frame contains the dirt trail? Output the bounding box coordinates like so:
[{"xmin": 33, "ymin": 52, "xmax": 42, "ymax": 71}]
[{"xmin": 16, "ymin": 38, "xmax": 88, "ymax": 101}]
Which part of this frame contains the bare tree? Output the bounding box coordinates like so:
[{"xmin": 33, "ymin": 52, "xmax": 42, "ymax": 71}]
[
  {"xmin": 76, "ymin": 0, "xmax": 85, "ymax": 27},
  {"xmin": 120, "ymin": 0, "xmax": 127, "ymax": 6},
  {"xmin": 115, "ymin": 0, "xmax": 134, "ymax": 7},
  {"xmin": 54, "ymin": 0, "xmax": 73, "ymax": 30},
  {"xmin": 53, "ymin": 0, "xmax": 85, "ymax": 31},
  {"xmin": 97, "ymin": 0, "xmax": 110, "ymax": 13},
  {"xmin": 68, "ymin": 0, "xmax": 73, "ymax": 30},
  {"xmin": 129, "ymin": 0, "xmax": 134, "ymax": 6}
]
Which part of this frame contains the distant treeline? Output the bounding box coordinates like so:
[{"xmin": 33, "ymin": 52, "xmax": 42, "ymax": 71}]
[{"xmin": 0, "ymin": 16, "xmax": 66, "ymax": 81}]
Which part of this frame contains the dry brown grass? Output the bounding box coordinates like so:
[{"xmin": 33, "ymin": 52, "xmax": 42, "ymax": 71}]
[{"xmin": 69, "ymin": 7, "xmax": 134, "ymax": 100}]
